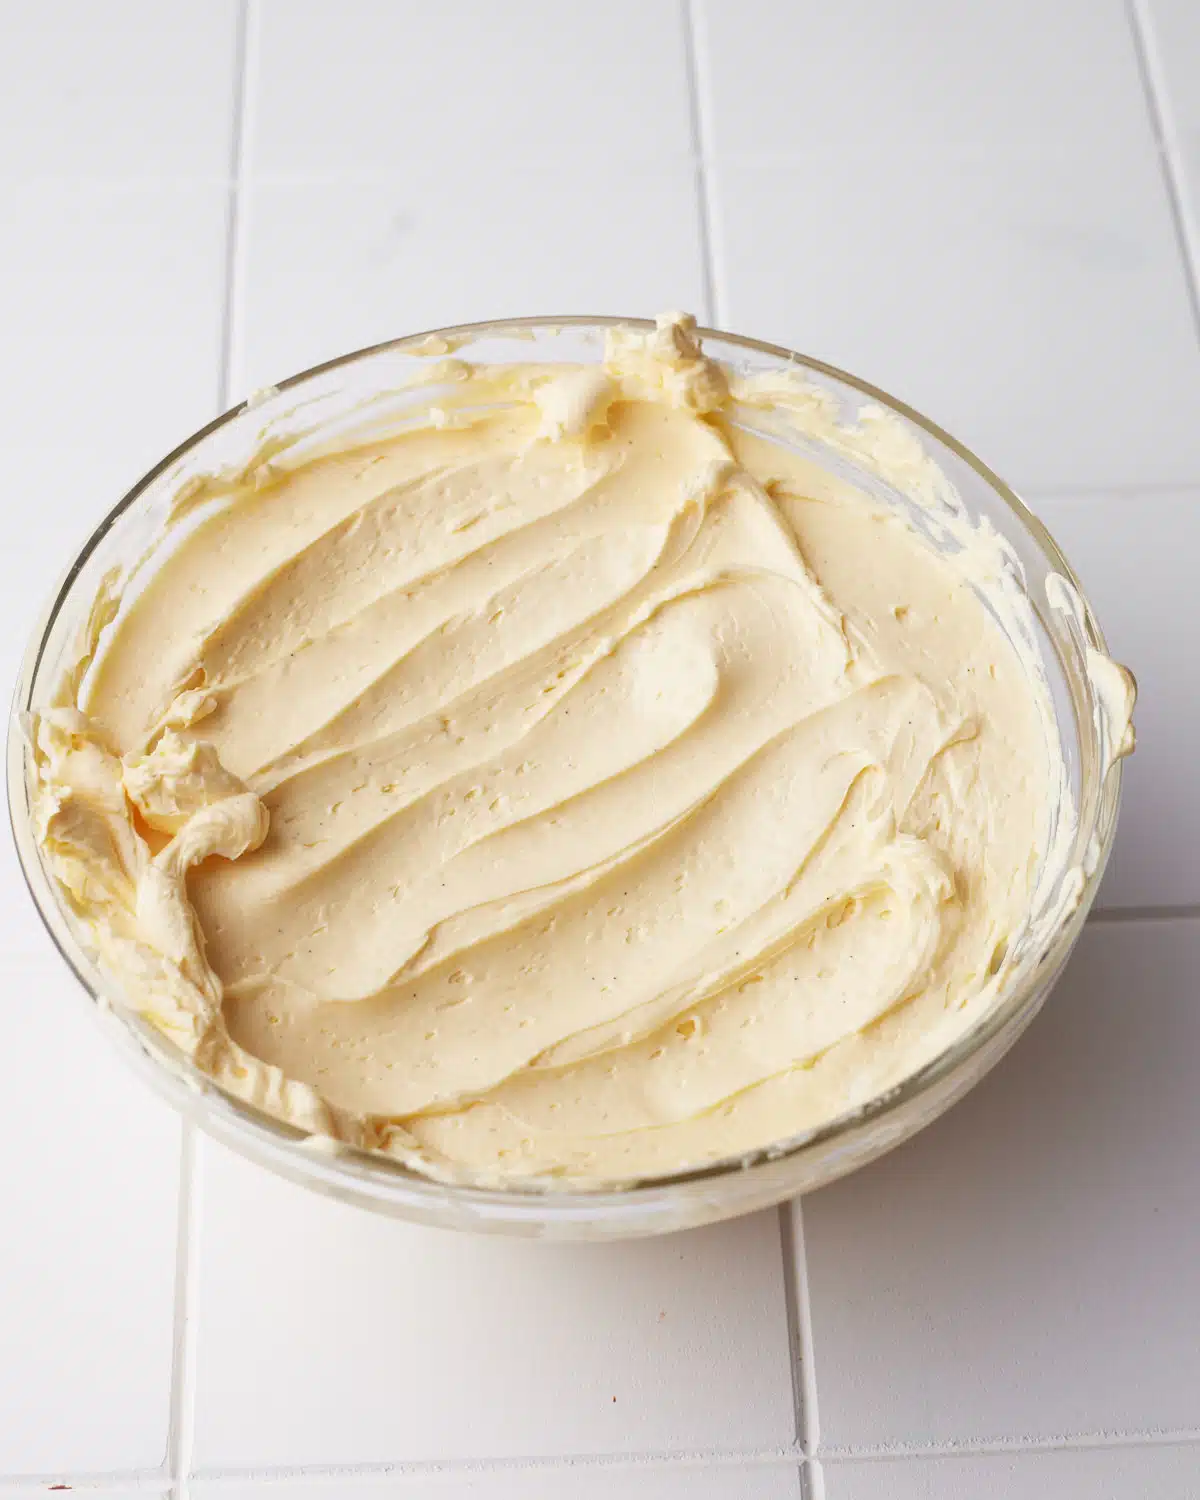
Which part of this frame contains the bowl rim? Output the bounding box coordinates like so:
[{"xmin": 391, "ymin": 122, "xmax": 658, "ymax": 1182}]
[{"xmin": 7, "ymin": 313, "xmax": 1124, "ymax": 1210}]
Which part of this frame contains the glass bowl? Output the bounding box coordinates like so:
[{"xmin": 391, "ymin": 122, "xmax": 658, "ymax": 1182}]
[{"xmin": 8, "ymin": 317, "xmax": 1126, "ymax": 1239}]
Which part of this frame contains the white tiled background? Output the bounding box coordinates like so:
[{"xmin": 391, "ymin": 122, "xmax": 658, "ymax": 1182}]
[{"xmin": 1, "ymin": 2, "xmax": 1197, "ymax": 1496}]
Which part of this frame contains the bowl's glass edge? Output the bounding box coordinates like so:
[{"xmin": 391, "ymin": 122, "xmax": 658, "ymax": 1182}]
[{"xmin": 6, "ymin": 314, "xmax": 1125, "ymax": 1228}]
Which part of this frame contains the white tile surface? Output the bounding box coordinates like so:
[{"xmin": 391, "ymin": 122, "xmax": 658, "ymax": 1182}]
[
  {"xmin": 823, "ymin": 1443, "xmax": 1200, "ymax": 1499},
  {"xmin": 234, "ymin": 169, "xmax": 706, "ymax": 391},
  {"xmin": 2, "ymin": 0, "xmax": 1198, "ymax": 1487},
  {"xmin": 0, "ymin": 0, "xmax": 238, "ymax": 179},
  {"xmin": 0, "ymin": 180, "xmax": 228, "ymax": 689},
  {"xmin": 714, "ymin": 149, "xmax": 1200, "ymax": 492},
  {"xmin": 1033, "ymin": 493, "xmax": 1200, "ymax": 910},
  {"xmin": 191, "ymin": 1142, "xmax": 795, "ymax": 1467},
  {"xmin": 250, "ymin": 0, "xmax": 692, "ymax": 176},
  {"xmin": 700, "ymin": 0, "xmax": 1152, "ymax": 154},
  {"xmin": 0, "ymin": 949, "xmax": 180, "ymax": 1473},
  {"xmin": 803, "ymin": 918, "xmax": 1200, "ymax": 1451},
  {"xmin": 193, "ymin": 1467, "xmax": 802, "ymax": 1499}
]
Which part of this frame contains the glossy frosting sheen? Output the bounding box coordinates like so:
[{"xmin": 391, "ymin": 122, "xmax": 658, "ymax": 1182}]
[{"xmin": 33, "ymin": 316, "xmax": 1085, "ymax": 1187}]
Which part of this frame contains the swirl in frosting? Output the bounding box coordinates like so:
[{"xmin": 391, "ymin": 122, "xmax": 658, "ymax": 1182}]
[{"xmin": 32, "ymin": 314, "xmax": 1110, "ymax": 1187}]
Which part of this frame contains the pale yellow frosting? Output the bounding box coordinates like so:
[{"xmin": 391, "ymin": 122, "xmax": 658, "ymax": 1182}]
[{"xmin": 30, "ymin": 313, "xmax": 1131, "ymax": 1188}]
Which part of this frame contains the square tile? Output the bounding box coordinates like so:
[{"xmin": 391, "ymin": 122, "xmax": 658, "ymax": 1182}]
[
  {"xmin": 234, "ymin": 169, "xmax": 706, "ymax": 391},
  {"xmin": 250, "ymin": 0, "xmax": 692, "ymax": 177},
  {"xmin": 0, "ymin": 949, "xmax": 181, "ymax": 1472},
  {"xmin": 823, "ymin": 1444, "xmax": 1200, "ymax": 1499},
  {"xmin": 192, "ymin": 1466, "xmax": 802, "ymax": 1499},
  {"xmin": 1032, "ymin": 492, "xmax": 1200, "ymax": 911},
  {"xmin": 191, "ymin": 1142, "xmax": 794, "ymax": 1467},
  {"xmin": 715, "ymin": 150, "xmax": 1200, "ymax": 491},
  {"xmin": 699, "ymin": 0, "xmax": 1151, "ymax": 155},
  {"xmin": 0, "ymin": 0, "xmax": 238, "ymax": 179},
  {"xmin": 803, "ymin": 918, "xmax": 1200, "ymax": 1451},
  {"xmin": 0, "ymin": 181, "xmax": 228, "ymax": 690}
]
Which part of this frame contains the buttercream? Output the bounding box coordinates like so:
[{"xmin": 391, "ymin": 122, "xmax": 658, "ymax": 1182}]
[{"xmin": 29, "ymin": 313, "xmax": 1133, "ymax": 1188}]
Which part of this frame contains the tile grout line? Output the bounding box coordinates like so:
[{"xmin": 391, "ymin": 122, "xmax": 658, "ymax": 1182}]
[
  {"xmin": 166, "ymin": 5, "xmax": 253, "ymax": 1494},
  {"xmin": 217, "ymin": 0, "xmax": 255, "ymax": 413},
  {"xmin": 780, "ymin": 1199, "xmax": 822, "ymax": 1457},
  {"xmin": 777, "ymin": 1203, "xmax": 807, "ymax": 1452},
  {"xmin": 780, "ymin": 1206, "xmax": 804, "ymax": 1452},
  {"xmin": 0, "ymin": 1476, "xmax": 167, "ymax": 1498},
  {"xmin": 683, "ymin": 0, "xmax": 824, "ymax": 1463},
  {"xmin": 683, "ymin": 0, "xmax": 828, "ymax": 1469},
  {"xmin": 1022, "ymin": 483, "xmax": 1200, "ymax": 502},
  {"xmin": 1126, "ymin": 0, "xmax": 1200, "ymax": 349},
  {"xmin": 182, "ymin": 1450, "xmax": 803, "ymax": 1486},
  {"xmin": 681, "ymin": 0, "xmax": 722, "ymax": 325},
  {"xmin": 801, "ymin": 1455, "xmax": 826, "ymax": 1500},
  {"xmin": 685, "ymin": 0, "xmax": 824, "ymax": 1459},
  {"xmin": 819, "ymin": 1427, "xmax": 1200, "ymax": 1465},
  {"xmin": 164, "ymin": 1126, "xmax": 200, "ymax": 1497},
  {"xmin": 1089, "ymin": 903, "xmax": 1200, "ymax": 924},
  {"xmin": 4, "ymin": 1430, "xmax": 1199, "ymax": 1491}
]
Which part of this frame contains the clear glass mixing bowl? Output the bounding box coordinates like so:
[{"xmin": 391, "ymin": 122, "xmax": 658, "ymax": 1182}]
[{"xmin": 8, "ymin": 317, "xmax": 1126, "ymax": 1238}]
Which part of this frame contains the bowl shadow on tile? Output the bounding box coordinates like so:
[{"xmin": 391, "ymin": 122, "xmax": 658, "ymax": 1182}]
[
  {"xmin": 1032, "ymin": 493, "xmax": 1200, "ymax": 913},
  {"xmin": 802, "ymin": 919, "xmax": 1200, "ymax": 1449}
]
